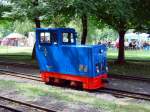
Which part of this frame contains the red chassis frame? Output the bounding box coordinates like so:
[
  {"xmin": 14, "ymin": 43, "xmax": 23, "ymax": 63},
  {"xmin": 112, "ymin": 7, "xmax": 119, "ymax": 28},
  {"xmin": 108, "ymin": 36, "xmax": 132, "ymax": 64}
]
[{"xmin": 41, "ymin": 72, "xmax": 108, "ymax": 90}]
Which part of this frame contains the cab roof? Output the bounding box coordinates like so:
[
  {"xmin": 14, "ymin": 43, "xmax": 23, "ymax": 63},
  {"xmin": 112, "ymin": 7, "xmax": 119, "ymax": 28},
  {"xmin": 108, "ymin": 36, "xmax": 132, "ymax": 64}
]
[{"xmin": 36, "ymin": 28, "xmax": 75, "ymax": 32}]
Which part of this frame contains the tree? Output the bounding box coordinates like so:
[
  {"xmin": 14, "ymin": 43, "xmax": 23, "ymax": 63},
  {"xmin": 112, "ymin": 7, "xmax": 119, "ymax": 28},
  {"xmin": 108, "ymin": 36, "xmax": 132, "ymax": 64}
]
[
  {"xmin": 4, "ymin": 0, "xmax": 149, "ymax": 62},
  {"xmin": 31, "ymin": 0, "xmax": 40, "ymax": 59},
  {"xmin": 0, "ymin": 1, "xmax": 12, "ymax": 38},
  {"xmin": 89, "ymin": 0, "xmax": 150, "ymax": 63},
  {"xmin": 132, "ymin": 0, "xmax": 150, "ymax": 33},
  {"xmin": 72, "ymin": 0, "xmax": 89, "ymax": 44},
  {"xmin": 4, "ymin": 0, "xmax": 47, "ymax": 59},
  {"xmin": 12, "ymin": 19, "xmax": 34, "ymax": 35},
  {"xmin": 90, "ymin": 0, "xmax": 141, "ymax": 63},
  {"xmin": 44, "ymin": 0, "xmax": 91, "ymax": 44},
  {"xmin": 0, "ymin": 0, "xmax": 11, "ymax": 19},
  {"xmin": 4, "ymin": 0, "xmax": 93, "ymax": 45},
  {"xmin": 0, "ymin": 1, "xmax": 11, "ymax": 19}
]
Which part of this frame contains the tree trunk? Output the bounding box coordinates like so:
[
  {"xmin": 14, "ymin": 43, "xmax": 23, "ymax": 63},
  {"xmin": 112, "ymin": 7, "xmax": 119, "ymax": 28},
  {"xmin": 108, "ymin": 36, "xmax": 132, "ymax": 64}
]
[
  {"xmin": 31, "ymin": 17, "xmax": 41, "ymax": 60},
  {"xmin": 34, "ymin": 17, "xmax": 41, "ymax": 28},
  {"xmin": 117, "ymin": 30, "xmax": 126, "ymax": 64},
  {"xmin": 81, "ymin": 14, "xmax": 88, "ymax": 45}
]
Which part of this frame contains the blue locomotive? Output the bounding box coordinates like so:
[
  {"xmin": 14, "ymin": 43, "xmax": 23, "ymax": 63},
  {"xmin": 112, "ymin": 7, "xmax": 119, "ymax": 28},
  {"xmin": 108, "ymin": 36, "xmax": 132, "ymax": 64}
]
[{"xmin": 36, "ymin": 28, "xmax": 108, "ymax": 90}]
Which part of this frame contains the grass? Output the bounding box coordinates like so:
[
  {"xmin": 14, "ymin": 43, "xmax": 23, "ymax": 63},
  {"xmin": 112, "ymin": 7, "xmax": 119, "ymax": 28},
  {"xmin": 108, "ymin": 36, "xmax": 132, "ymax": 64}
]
[
  {"xmin": 0, "ymin": 80, "xmax": 17, "ymax": 89},
  {"xmin": 0, "ymin": 54, "xmax": 36, "ymax": 64},
  {"xmin": 0, "ymin": 46, "xmax": 150, "ymax": 77},
  {"xmin": 0, "ymin": 46, "xmax": 32, "ymax": 55},
  {"xmin": 1, "ymin": 46, "xmax": 150, "ymax": 60},
  {"xmin": 108, "ymin": 61, "xmax": 150, "ymax": 78},
  {"xmin": 0, "ymin": 46, "xmax": 36, "ymax": 64},
  {"xmin": 108, "ymin": 48, "xmax": 150, "ymax": 61},
  {"xmin": 1, "ymin": 46, "xmax": 150, "ymax": 61},
  {"xmin": 107, "ymin": 48, "xmax": 150, "ymax": 78},
  {"xmin": 107, "ymin": 48, "xmax": 150, "ymax": 77},
  {"xmin": 0, "ymin": 79, "xmax": 150, "ymax": 112}
]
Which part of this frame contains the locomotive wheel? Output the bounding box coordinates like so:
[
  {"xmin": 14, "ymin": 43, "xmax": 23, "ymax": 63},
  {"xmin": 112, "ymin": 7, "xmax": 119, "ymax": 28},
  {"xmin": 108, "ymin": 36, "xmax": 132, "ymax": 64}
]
[
  {"xmin": 59, "ymin": 79, "xmax": 69, "ymax": 86},
  {"xmin": 70, "ymin": 81, "xmax": 82, "ymax": 89},
  {"xmin": 54, "ymin": 78, "xmax": 60, "ymax": 84},
  {"xmin": 53, "ymin": 78, "xmax": 65, "ymax": 86},
  {"xmin": 48, "ymin": 77, "xmax": 55, "ymax": 85},
  {"xmin": 46, "ymin": 77, "xmax": 83, "ymax": 89},
  {"xmin": 70, "ymin": 81, "xmax": 77, "ymax": 87}
]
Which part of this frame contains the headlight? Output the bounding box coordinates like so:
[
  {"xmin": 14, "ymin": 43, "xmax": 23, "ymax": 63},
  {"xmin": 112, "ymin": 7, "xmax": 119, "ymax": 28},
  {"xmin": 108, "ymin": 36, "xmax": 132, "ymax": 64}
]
[
  {"xmin": 96, "ymin": 65, "xmax": 100, "ymax": 73},
  {"xmin": 106, "ymin": 66, "xmax": 108, "ymax": 72}
]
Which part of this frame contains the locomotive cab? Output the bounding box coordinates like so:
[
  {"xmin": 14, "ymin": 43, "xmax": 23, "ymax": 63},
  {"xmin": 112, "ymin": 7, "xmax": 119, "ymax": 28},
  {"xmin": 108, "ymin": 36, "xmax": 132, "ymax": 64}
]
[
  {"xmin": 36, "ymin": 28, "xmax": 77, "ymax": 46},
  {"xmin": 36, "ymin": 28, "xmax": 108, "ymax": 90}
]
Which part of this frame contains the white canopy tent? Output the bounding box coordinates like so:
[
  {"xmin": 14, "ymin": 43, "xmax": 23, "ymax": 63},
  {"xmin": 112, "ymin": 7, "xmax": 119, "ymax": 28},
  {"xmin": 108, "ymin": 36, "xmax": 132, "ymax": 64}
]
[{"xmin": 1, "ymin": 33, "xmax": 27, "ymax": 46}]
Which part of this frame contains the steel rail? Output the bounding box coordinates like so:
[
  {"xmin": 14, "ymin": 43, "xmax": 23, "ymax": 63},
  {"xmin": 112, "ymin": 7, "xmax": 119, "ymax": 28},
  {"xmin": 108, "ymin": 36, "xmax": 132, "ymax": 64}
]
[
  {"xmin": 0, "ymin": 104, "xmax": 22, "ymax": 112},
  {"xmin": 0, "ymin": 96, "xmax": 56, "ymax": 112},
  {"xmin": 1, "ymin": 61, "xmax": 150, "ymax": 83},
  {"xmin": 0, "ymin": 61, "xmax": 38, "ymax": 69},
  {"xmin": 1, "ymin": 70, "xmax": 150, "ymax": 101},
  {"xmin": 1, "ymin": 62, "xmax": 150, "ymax": 101},
  {"xmin": 0, "ymin": 69, "xmax": 40, "ymax": 78},
  {"xmin": 109, "ymin": 74, "xmax": 150, "ymax": 83},
  {"xmin": 98, "ymin": 88, "xmax": 150, "ymax": 101},
  {"xmin": 0, "ymin": 70, "xmax": 42, "ymax": 82}
]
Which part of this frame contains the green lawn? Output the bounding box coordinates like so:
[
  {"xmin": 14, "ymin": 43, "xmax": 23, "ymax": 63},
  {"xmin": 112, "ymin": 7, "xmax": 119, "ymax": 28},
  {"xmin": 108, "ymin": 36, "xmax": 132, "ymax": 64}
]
[
  {"xmin": 107, "ymin": 48, "xmax": 150, "ymax": 78},
  {"xmin": 0, "ymin": 46, "xmax": 34, "ymax": 63},
  {"xmin": 0, "ymin": 46, "xmax": 150, "ymax": 77},
  {"xmin": 1, "ymin": 46, "xmax": 150, "ymax": 61},
  {"xmin": 0, "ymin": 46, "xmax": 32, "ymax": 55},
  {"xmin": 108, "ymin": 48, "xmax": 150, "ymax": 61},
  {"xmin": 108, "ymin": 61, "xmax": 150, "ymax": 78}
]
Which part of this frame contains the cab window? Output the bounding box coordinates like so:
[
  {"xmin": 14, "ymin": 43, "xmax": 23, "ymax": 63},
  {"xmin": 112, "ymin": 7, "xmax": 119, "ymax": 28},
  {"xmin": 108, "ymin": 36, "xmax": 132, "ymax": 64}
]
[
  {"xmin": 40, "ymin": 32, "xmax": 51, "ymax": 44},
  {"xmin": 40, "ymin": 32, "xmax": 58, "ymax": 45},
  {"xmin": 62, "ymin": 33, "xmax": 74, "ymax": 44}
]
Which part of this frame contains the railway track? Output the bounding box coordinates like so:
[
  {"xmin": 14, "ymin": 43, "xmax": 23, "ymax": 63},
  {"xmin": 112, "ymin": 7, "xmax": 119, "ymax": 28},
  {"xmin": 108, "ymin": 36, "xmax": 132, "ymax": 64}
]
[
  {"xmin": 98, "ymin": 88, "xmax": 150, "ymax": 101},
  {"xmin": 1, "ymin": 69, "xmax": 150, "ymax": 101},
  {"xmin": 0, "ymin": 63, "xmax": 150, "ymax": 101},
  {"xmin": 1, "ymin": 61, "xmax": 150, "ymax": 81},
  {"xmin": 0, "ymin": 104, "xmax": 22, "ymax": 112},
  {"xmin": 109, "ymin": 74, "xmax": 150, "ymax": 83},
  {"xmin": 1, "ymin": 61, "xmax": 150, "ymax": 83},
  {"xmin": 0, "ymin": 61, "xmax": 38, "ymax": 69},
  {"xmin": 0, "ymin": 69, "xmax": 41, "ymax": 82},
  {"xmin": 0, "ymin": 96, "xmax": 56, "ymax": 112}
]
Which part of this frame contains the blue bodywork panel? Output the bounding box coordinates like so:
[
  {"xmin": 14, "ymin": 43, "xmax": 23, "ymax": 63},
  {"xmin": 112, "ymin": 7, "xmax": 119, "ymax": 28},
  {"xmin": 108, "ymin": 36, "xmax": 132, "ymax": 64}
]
[{"xmin": 36, "ymin": 28, "xmax": 107, "ymax": 78}]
